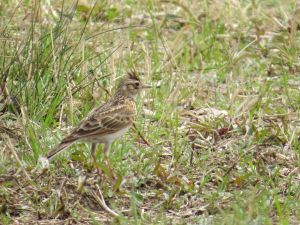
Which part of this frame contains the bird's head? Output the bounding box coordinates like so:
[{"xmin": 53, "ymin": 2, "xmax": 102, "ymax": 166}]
[{"xmin": 116, "ymin": 70, "xmax": 151, "ymax": 99}]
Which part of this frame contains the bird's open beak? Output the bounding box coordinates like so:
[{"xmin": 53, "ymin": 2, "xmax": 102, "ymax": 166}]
[{"xmin": 141, "ymin": 84, "xmax": 152, "ymax": 89}]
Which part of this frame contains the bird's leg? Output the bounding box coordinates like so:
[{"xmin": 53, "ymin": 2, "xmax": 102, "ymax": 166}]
[
  {"xmin": 104, "ymin": 142, "xmax": 115, "ymax": 180},
  {"xmin": 105, "ymin": 156, "xmax": 115, "ymax": 180},
  {"xmin": 91, "ymin": 143, "xmax": 100, "ymax": 174}
]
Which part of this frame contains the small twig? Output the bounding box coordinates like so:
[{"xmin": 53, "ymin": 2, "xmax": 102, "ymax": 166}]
[
  {"xmin": 196, "ymin": 131, "xmax": 211, "ymax": 145},
  {"xmin": 96, "ymin": 79, "xmax": 112, "ymax": 97},
  {"xmin": 58, "ymin": 177, "xmax": 68, "ymax": 193},
  {"xmin": 262, "ymin": 112, "xmax": 298, "ymax": 118},
  {"xmin": 190, "ymin": 143, "xmax": 194, "ymax": 166},
  {"xmin": 22, "ymin": 168, "xmax": 48, "ymax": 188},
  {"xmin": 283, "ymin": 128, "xmax": 296, "ymax": 152},
  {"xmin": 234, "ymin": 37, "xmax": 257, "ymax": 59},
  {"xmin": 132, "ymin": 123, "xmax": 152, "ymax": 147},
  {"xmin": 93, "ymin": 184, "xmax": 118, "ymax": 217},
  {"xmin": 59, "ymin": 103, "xmax": 65, "ymax": 129},
  {"xmin": 224, "ymin": 163, "xmax": 237, "ymax": 177}
]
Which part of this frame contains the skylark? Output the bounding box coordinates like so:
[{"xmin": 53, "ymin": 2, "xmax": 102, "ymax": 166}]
[{"xmin": 45, "ymin": 71, "xmax": 151, "ymax": 179}]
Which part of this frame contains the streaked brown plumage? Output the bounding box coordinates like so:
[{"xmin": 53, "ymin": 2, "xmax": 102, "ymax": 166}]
[{"xmin": 46, "ymin": 70, "xmax": 151, "ymax": 178}]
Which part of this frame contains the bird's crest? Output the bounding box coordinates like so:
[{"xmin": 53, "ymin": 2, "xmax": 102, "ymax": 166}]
[{"xmin": 127, "ymin": 70, "xmax": 140, "ymax": 81}]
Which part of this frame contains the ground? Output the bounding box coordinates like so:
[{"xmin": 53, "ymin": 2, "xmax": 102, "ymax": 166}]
[{"xmin": 1, "ymin": 0, "xmax": 300, "ymax": 224}]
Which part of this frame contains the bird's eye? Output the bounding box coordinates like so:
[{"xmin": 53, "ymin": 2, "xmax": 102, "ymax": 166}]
[{"xmin": 135, "ymin": 82, "xmax": 139, "ymax": 87}]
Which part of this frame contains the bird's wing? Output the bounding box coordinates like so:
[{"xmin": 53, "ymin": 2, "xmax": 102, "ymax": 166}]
[{"xmin": 61, "ymin": 103, "xmax": 136, "ymax": 142}]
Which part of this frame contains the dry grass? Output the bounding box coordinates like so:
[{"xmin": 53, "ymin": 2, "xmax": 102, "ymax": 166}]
[{"xmin": 1, "ymin": 0, "xmax": 300, "ymax": 224}]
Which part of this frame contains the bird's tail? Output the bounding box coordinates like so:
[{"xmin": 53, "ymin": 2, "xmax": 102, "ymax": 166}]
[{"xmin": 46, "ymin": 140, "xmax": 76, "ymax": 159}]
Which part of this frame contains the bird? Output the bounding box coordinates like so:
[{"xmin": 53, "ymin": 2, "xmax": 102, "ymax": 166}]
[{"xmin": 44, "ymin": 70, "xmax": 151, "ymax": 179}]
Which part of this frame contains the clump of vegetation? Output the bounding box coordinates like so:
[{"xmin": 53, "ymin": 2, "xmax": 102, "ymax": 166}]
[{"xmin": 1, "ymin": 0, "xmax": 300, "ymax": 224}]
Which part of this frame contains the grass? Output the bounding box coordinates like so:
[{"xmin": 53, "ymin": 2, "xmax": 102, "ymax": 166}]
[{"xmin": 1, "ymin": 0, "xmax": 300, "ymax": 224}]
